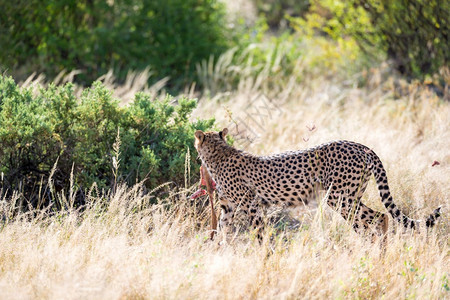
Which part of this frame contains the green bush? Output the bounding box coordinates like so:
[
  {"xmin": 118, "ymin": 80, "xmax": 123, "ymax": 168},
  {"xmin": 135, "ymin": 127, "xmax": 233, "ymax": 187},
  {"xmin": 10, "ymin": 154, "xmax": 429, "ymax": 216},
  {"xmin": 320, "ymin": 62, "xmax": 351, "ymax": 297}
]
[
  {"xmin": 355, "ymin": 0, "xmax": 449, "ymax": 78},
  {"xmin": 197, "ymin": 17, "xmax": 306, "ymax": 96},
  {"xmin": 252, "ymin": 0, "xmax": 310, "ymax": 28},
  {"xmin": 291, "ymin": 0, "xmax": 449, "ymax": 79},
  {"xmin": 0, "ymin": 75, "xmax": 214, "ymax": 207},
  {"xmin": 0, "ymin": 0, "xmax": 230, "ymax": 89}
]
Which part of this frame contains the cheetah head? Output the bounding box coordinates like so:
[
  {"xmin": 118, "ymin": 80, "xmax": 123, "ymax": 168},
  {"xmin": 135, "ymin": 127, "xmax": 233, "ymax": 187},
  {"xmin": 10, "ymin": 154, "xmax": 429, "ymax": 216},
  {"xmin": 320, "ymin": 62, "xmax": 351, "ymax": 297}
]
[{"xmin": 194, "ymin": 128, "xmax": 229, "ymax": 160}]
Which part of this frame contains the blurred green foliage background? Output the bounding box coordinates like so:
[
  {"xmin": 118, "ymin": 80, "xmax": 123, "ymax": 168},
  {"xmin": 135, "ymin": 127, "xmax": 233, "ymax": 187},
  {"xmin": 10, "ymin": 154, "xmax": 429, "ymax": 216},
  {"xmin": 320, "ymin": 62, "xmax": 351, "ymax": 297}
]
[
  {"xmin": 298, "ymin": 0, "xmax": 449, "ymax": 79},
  {"xmin": 1, "ymin": 0, "xmax": 448, "ymax": 86},
  {"xmin": 0, "ymin": 0, "xmax": 229, "ymax": 89}
]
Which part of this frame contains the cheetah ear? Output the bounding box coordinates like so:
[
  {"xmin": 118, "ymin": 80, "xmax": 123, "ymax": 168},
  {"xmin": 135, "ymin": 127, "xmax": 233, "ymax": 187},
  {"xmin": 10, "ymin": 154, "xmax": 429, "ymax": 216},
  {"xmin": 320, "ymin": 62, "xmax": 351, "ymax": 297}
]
[
  {"xmin": 195, "ymin": 130, "xmax": 205, "ymax": 142},
  {"xmin": 219, "ymin": 128, "xmax": 228, "ymax": 140}
]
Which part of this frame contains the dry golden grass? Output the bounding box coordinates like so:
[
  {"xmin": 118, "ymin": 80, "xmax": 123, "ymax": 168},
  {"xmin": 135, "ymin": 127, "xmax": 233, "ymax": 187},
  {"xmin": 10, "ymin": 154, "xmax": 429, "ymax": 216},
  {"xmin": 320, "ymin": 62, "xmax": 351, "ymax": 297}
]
[
  {"xmin": 0, "ymin": 180, "xmax": 447, "ymax": 299},
  {"xmin": 1, "ymin": 64, "xmax": 448, "ymax": 299}
]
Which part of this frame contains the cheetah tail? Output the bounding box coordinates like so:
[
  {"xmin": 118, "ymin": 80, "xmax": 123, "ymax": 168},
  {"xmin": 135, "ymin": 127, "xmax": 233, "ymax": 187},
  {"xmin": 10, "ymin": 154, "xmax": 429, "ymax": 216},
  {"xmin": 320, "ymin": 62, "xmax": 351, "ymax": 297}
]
[{"xmin": 371, "ymin": 154, "xmax": 441, "ymax": 229}]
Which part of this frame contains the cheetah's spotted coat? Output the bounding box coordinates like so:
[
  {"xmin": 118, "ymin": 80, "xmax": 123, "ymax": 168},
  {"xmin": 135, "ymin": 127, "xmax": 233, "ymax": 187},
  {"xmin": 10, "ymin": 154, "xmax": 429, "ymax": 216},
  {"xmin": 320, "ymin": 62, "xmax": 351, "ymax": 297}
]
[{"xmin": 194, "ymin": 129, "xmax": 441, "ymax": 238}]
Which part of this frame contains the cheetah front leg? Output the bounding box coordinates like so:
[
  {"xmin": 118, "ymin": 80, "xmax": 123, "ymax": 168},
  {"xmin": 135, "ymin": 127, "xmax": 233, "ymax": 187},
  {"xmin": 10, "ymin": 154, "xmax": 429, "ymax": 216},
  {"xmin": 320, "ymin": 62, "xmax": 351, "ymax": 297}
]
[
  {"xmin": 247, "ymin": 198, "xmax": 264, "ymax": 242},
  {"xmin": 218, "ymin": 198, "xmax": 235, "ymax": 243}
]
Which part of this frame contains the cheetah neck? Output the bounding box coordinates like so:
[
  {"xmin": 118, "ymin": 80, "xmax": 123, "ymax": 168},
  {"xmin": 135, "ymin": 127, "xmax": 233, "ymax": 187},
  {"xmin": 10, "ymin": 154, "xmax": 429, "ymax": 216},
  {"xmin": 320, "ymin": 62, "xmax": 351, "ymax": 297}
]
[{"xmin": 200, "ymin": 143, "xmax": 252, "ymax": 179}]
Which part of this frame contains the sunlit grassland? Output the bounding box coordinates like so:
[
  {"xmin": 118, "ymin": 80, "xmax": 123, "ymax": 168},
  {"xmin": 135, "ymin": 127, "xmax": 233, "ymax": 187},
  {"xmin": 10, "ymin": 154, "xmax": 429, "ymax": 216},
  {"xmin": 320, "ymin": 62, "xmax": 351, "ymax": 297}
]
[{"xmin": 1, "ymin": 39, "xmax": 449, "ymax": 300}]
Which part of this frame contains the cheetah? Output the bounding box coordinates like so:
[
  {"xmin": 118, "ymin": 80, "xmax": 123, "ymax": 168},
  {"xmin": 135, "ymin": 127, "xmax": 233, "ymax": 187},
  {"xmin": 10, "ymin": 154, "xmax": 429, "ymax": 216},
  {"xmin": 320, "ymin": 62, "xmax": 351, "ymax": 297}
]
[{"xmin": 194, "ymin": 128, "xmax": 441, "ymax": 238}]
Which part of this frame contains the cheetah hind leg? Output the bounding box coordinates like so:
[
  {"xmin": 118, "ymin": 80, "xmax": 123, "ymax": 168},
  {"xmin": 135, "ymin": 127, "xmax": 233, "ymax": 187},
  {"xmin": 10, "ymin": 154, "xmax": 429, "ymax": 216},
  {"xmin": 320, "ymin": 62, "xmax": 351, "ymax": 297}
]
[
  {"xmin": 344, "ymin": 175, "xmax": 389, "ymax": 238},
  {"xmin": 327, "ymin": 194, "xmax": 389, "ymax": 237},
  {"xmin": 359, "ymin": 208, "xmax": 389, "ymax": 245},
  {"xmin": 357, "ymin": 206, "xmax": 389, "ymax": 236}
]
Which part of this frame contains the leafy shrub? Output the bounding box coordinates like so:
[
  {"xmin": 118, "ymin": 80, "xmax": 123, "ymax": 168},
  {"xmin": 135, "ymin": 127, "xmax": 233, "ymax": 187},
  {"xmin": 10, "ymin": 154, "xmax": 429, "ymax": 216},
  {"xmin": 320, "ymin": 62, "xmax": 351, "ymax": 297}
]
[
  {"xmin": 0, "ymin": 0, "xmax": 230, "ymax": 89},
  {"xmin": 0, "ymin": 75, "xmax": 214, "ymax": 207},
  {"xmin": 288, "ymin": 12, "xmax": 369, "ymax": 77},
  {"xmin": 252, "ymin": 0, "xmax": 310, "ymax": 28},
  {"xmin": 197, "ymin": 18, "xmax": 306, "ymax": 95},
  {"xmin": 290, "ymin": 0, "xmax": 449, "ymax": 79}
]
